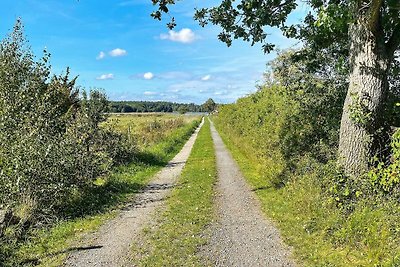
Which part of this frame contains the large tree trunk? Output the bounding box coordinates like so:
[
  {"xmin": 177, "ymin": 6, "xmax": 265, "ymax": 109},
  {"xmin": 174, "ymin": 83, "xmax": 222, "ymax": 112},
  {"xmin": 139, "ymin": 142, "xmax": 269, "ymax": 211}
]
[{"xmin": 338, "ymin": 19, "xmax": 390, "ymax": 177}]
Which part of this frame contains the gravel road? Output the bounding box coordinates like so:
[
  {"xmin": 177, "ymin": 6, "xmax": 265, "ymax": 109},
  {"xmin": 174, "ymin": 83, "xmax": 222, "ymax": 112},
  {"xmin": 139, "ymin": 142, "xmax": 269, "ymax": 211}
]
[
  {"xmin": 64, "ymin": 119, "xmax": 204, "ymax": 267},
  {"xmin": 203, "ymin": 120, "xmax": 296, "ymax": 267}
]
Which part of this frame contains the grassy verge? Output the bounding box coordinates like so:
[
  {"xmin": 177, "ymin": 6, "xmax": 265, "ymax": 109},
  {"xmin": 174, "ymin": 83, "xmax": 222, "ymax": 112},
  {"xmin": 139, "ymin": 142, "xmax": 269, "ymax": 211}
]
[
  {"xmin": 213, "ymin": 118, "xmax": 400, "ymax": 267},
  {"xmin": 132, "ymin": 118, "xmax": 216, "ymax": 267},
  {"xmin": 7, "ymin": 117, "xmax": 201, "ymax": 267}
]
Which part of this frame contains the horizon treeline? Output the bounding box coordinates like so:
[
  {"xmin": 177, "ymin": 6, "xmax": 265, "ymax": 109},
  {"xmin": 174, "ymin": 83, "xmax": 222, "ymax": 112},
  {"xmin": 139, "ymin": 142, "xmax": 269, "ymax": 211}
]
[{"xmin": 110, "ymin": 98, "xmax": 217, "ymax": 113}]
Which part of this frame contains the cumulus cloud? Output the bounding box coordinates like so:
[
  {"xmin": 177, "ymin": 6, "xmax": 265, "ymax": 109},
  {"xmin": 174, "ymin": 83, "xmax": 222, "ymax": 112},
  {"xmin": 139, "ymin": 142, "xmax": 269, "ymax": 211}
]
[
  {"xmin": 96, "ymin": 48, "xmax": 127, "ymax": 59},
  {"xmin": 214, "ymin": 90, "xmax": 229, "ymax": 96},
  {"xmin": 143, "ymin": 72, "xmax": 154, "ymax": 80},
  {"xmin": 143, "ymin": 91, "xmax": 157, "ymax": 96},
  {"xmin": 96, "ymin": 73, "xmax": 114, "ymax": 80},
  {"xmin": 160, "ymin": 28, "xmax": 197, "ymax": 44},
  {"xmin": 109, "ymin": 48, "xmax": 127, "ymax": 57},
  {"xmin": 201, "ymin": 75, "xmax": 211, "ymax": 81},
  {"xmin": 96, "ymin": 51, "xmax": 105, "ymax": 60}
]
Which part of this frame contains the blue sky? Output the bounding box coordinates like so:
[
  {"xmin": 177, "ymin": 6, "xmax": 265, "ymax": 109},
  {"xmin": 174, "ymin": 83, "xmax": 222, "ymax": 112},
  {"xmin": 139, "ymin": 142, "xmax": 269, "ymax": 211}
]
[{"xmin": 0, "ymin": 0, "xmax": 307, "ymax": 104}]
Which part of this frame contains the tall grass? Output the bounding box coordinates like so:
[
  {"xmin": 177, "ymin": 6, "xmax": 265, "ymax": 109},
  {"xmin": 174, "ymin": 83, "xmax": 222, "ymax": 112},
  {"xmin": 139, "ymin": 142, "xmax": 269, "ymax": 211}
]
[
  {"xmin": 213, "ymin": 86, "xmax": 400, "ymax": 266},
  {"xmin": 2, "ymin": 115, "xmax": 201, "ymax": 267},
  {"xmin": 0, "ymin": 21, "xmax": 140, "ymax": 266}
]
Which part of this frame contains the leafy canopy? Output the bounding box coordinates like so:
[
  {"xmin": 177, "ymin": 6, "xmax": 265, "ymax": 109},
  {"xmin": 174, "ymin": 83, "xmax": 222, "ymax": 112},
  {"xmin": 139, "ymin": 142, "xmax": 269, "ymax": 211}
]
[
  {"xmin": 152, "ymin": 0, "xmax": 400, "ymax": 54},
  {"xmin": 202, "ymin": 98, "xmax": 216, "ymax": 112}
]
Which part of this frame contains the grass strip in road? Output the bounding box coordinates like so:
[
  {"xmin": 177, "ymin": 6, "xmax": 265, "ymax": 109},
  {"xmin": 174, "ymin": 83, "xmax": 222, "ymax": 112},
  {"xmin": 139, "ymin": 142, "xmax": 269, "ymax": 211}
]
[
  {"xmin": 10, "ymin": 119, "xmax": 201, "ymax": 267},
  {"xmin": 132, "ymin": 118, "xmax": 216, "ymax": 267}
]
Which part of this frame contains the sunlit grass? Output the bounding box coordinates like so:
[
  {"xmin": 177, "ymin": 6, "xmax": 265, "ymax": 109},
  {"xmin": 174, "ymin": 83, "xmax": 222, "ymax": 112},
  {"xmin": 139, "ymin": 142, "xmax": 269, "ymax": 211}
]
[
  {"xmin": 7, "ymin": 115, "xmax": 201, "ymax": 267},
  {"xmin": 213, "ymin": 117, "xmax": 400, "ymax": 267},
  {"xmin": 131, "ymin": 118, "xmax": 216, "ymax": 267},
  {"xmin": 107, "ymin": 113, "xmax": 199, "ymax": 149}
]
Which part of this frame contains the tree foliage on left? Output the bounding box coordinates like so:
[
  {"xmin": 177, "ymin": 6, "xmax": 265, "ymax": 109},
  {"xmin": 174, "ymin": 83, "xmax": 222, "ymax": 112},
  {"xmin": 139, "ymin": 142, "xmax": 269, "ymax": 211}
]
[{"xmin": 0, "ymin": 20, "xmax": 135, "ymax": 239}]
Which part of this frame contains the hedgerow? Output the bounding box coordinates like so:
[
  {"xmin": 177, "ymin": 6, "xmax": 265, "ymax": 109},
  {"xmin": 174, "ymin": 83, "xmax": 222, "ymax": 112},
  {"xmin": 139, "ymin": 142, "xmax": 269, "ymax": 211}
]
[
  {"xmin": 0, "ymin": 20, "xmax": 135, "ymax": 242},
  {"xmin": 214, "ymin": 48, "xmax": 400, "ymax": 265}
]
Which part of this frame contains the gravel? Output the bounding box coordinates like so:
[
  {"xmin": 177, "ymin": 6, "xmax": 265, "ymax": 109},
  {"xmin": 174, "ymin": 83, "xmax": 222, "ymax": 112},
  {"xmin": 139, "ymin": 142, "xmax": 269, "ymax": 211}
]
[
  {"xmin": 64, "ymin": 119, "xmax": 204, "ymax": 267},
  {"xmin": 202, "ymin": 120, "xmax": 297, "ymax": 267}
]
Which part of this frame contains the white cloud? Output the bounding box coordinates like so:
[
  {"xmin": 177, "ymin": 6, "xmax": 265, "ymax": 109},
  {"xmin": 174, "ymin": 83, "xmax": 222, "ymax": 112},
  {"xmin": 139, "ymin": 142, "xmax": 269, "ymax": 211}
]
[
  {"xmin": 160, "ymin": 28, "xmax": 197, "ymax": 44},
  {"xmin": 143, "ymin": 91, "xmax": 157, "ymax": 96},
  {"xmin": 109, "ymin": 48, "xmax": 127, "ymax": 57},
  {"xmin": 214, "ymin": 90, "xmax": 229, "ymax": 96},
  {"xmin": 96, "ymin": 73, "xmax": 114, "ymax": 80},
  {"xmin": 201, "ymin": 75, "xmax": 211, "ymax": 81},
  {"xmin": 143, "ymin": 72, "xmax": 154, "ymax": 80},
  {"xmin": 96, "ymin": 51, "xmax": 105, "ymax": 60}
]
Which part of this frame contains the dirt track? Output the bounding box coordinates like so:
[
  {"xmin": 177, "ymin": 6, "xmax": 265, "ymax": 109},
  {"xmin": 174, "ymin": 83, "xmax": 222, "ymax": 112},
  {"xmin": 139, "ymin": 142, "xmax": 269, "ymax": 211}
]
[
  {"xmin": 64, "ymin": 119, "xmax": 204, "ymax": 267},
  {"xmin": 64, "ymin": 117, "xmax": 296, "ymax": 266},
  {"xmin": 201, "ymin": 120, "xmax": 296, "ymax": 266}
]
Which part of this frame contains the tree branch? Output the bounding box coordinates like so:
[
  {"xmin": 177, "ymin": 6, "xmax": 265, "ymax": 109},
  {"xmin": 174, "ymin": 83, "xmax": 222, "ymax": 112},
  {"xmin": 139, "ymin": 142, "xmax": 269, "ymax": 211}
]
[
  {"xmin": 386, "ymin": 23, "xmax": 400, "ymax": 57},
  {"xmin": 368, "ymin": 0, "xmax": 383, "ymax": 34}
]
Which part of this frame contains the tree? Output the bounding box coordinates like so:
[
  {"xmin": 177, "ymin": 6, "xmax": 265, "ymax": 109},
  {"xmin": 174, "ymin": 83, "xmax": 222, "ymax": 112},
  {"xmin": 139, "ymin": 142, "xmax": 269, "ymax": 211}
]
[
  {"xmin": 270, "ymin": 48, "xmax": 348, "ymax": 164},
  {"xmin": 122, "ymin": 105, "xmax": 134, "ymax": 113},
  {"xmin": 152, "ymin": 0, "xmax": 400, "ymax": 177},
  {"xmin": 177, "ymin": 105, "xmax": 189, "ymax": 114},
  {"xmin": 202, "ymin": 98, "xmax": 217, "ymax": 112}
]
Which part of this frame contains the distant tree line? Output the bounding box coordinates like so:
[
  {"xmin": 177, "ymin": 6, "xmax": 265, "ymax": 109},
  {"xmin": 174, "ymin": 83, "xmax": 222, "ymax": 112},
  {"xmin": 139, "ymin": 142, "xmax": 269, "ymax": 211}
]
[{"xmin": 110, "ymin": 98, "xmax": 217, "ymax": 113}]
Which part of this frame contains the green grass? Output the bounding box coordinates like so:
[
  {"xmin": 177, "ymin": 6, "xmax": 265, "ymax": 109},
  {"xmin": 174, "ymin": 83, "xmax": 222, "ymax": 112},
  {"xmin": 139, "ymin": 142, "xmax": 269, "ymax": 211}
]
[
  {"xmin": 107, "ymin": 113, "xmax": 199, "ymax": 149},
  {"xmin": 4, "ymin": 115, "xmax": 201, "ymax": 267},
  {"xmin": 131, "ymin": 118, "xmax": 217, "ymax": 267},
  {"xmin": 213, "ymin": 118, "xmax": 400, "ymax": 267}
]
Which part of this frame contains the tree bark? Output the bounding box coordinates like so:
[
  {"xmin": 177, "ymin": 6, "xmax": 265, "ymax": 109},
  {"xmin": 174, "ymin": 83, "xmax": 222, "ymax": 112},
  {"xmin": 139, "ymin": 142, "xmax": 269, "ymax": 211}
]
[{"xmin": 338, "ymin": 18, "xmax": 390, "ymax": 177}]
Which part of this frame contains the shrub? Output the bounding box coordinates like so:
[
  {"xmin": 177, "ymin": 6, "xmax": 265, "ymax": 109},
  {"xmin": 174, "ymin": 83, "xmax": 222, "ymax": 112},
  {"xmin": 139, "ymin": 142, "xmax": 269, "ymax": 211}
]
[
  {"xmin": 368, "ymin": 128, "xmax": 400, "ymax": 196},
  {"xmin": 214, "ymin": 48, "xmax": 400, "ymax": 265},
  {"xmin": 0, "ymin": 20, "xmax": 135, "ymax": 238}
]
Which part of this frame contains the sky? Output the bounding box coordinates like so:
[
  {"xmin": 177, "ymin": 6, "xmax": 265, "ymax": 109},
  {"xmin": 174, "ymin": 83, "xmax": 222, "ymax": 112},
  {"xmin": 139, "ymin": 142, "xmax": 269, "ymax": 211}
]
[{"xmin": 0, "ymin": 0, "xmax": 307, "ymax": 104}]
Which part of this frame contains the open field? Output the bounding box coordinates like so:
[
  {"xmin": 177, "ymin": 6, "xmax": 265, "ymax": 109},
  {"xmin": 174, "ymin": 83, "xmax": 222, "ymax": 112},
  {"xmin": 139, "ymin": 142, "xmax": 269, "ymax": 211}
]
[{"xmin": 107, "ymin": 113, "xmax": 201, "ymax": 149}]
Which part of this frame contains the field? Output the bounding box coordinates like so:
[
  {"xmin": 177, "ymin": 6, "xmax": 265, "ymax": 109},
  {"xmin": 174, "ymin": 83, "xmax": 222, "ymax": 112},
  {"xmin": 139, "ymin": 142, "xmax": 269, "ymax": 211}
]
[
  {"xmin": 108, "ymin": 113, "xmax": 200, "ymax": 149},
  {"xmin": 2, "ymin": 114, "xmax": 201, "ymax": 267}
]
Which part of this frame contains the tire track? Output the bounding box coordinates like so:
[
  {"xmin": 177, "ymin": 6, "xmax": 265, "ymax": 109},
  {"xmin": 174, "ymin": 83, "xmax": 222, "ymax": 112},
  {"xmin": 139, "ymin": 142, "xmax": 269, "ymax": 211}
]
[
  {"xmin": 203, "ymin": 119, "xmax": 296, "ymax": 267},
  {"xmin": 64, "ymin": 118, "xmax": 204, "ymax": 267}
]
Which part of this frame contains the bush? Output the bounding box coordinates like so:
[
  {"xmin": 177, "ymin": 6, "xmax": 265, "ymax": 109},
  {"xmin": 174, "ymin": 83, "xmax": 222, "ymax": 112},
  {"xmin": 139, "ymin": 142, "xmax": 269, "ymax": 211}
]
[
  {"xmin": 368, "ymin": 128, "xmax": 400, "ymax": 196},
  {"xmin": 270, "ymin": 49, "xmax": 347, "ymax": 165},
  {"xmin": 0, "ymin": 20, "xmax": 135, "ymax": 238},
  {"xmin": 214, "ymin": 48, "xmax": 400, "ymax": 266},
  {"xmin": 216, "ymin": 85, "xmax": 290, "ymax": 187}
]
